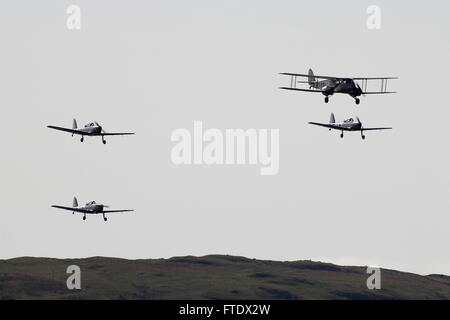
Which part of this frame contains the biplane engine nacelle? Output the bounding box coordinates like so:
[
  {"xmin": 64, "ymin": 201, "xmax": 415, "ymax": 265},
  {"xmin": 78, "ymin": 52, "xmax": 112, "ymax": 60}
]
[{"xmin": 322, "ymin": 86, "xmax": 334, "ymax": 96}]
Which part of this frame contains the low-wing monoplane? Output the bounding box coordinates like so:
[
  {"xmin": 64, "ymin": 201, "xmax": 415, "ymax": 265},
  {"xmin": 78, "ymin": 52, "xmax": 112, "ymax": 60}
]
[
  {"xmin": 280, "ymin": 69, "xmax": 397, "ymax": 104},
  {"xmin": 309, "ymin": 113, "xmax": 392, "ymax": 139},
  {"xmin": 47, "ymin": 119, "xmax": 134, "ymax": 144},
  {"xmin": 52, "ymin": 197, "xmax": 134, "ymax": 221}
]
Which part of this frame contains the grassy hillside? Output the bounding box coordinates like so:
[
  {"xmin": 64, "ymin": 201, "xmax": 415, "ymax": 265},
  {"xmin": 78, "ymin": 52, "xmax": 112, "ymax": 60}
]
[{"xmin": 0, "ymin": 255, "xmax": 449, "ymax": 300}]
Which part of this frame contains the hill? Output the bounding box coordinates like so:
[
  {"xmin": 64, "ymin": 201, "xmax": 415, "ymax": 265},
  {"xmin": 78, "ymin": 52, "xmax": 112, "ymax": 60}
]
[{"xmin": 0, "ymin": 255, "xmax": 449, "ymax": 299}]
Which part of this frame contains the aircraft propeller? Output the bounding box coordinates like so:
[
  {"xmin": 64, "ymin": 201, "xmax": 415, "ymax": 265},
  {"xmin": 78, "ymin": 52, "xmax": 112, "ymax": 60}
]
[{"xmin": 95, "ymin": 121, "xmax": 106, "ymax": 134}]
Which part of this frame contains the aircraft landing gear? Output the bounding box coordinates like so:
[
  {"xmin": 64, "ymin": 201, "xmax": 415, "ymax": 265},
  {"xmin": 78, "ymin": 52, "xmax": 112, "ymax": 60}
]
[
  {"xmin": 80, "ymin": 136, "xmax": 84, "ymax": 142},
  {"xmin": 355, "ymin": 98, "xmax": 360, "ymax": 105},
  {"xmin": 361, "ymin": 131, "xmax": 365, "ymax": 140},
  {"xmin": 102, "ymin": 137, "xmax": 106, "ymax": 145},
  {"xmin": 103, "ymin": 214, "xmax": 107, "ymax": 222},
  {"xmin": 83, "ymin": 215, "xmax": 86, "ymax": 221},
  {"xmin": 340, "ymin": 132, "xmax": 344, "ymax": 138},
  {"xmin": 324, "ymin": 96, "xmax": 329, "ymax": 103}
]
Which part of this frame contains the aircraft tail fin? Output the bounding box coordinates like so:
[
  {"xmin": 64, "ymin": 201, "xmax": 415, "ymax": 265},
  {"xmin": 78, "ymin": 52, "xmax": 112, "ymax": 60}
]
[
  {"xmin": 308, "ymin": 69, "xmax": 316, "ymax": 88},
  {"xmin": 73, "ymin": 197, "xmax": 78, "ymax": 208},
  {"xmin": 72, "ymin": 119, "xmax": 77, "ymax": 130},
  {"xmin": 330, "ymin": 113, "xmax": 335, "ymax": 124}
]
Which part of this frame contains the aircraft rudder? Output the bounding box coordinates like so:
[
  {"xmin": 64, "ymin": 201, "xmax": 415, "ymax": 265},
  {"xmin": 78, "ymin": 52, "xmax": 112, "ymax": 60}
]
[
  {"xmin": 330, "ymin": 113, "xmax": 335, "ymax": 124},
  {"xmin": 308, "ymin": 68, "xmax": 315, "ymax": 87}
]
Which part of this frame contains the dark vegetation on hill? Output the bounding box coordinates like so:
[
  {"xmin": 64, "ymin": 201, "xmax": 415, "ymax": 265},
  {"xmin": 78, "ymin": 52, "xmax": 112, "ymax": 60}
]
[{"xmin": 0, "ymin": 255, "xmax": 449, "ymax": 300}]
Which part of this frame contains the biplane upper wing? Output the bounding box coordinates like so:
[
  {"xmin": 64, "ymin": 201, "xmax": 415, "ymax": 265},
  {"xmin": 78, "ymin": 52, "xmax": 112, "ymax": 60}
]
[
  {"xmin": 352, "ymin": 77, "xmax": 398, "ymax": 80},
  {"xmin": 280, "ymin": 72, "xmax": 340, "ymax": 80}
]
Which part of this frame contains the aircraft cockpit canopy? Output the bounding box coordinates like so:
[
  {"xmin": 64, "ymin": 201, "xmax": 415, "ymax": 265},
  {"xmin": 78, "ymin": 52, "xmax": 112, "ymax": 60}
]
[{"xmin": 344, "ymin": 118, "xmax": 354, "ymax": 123}]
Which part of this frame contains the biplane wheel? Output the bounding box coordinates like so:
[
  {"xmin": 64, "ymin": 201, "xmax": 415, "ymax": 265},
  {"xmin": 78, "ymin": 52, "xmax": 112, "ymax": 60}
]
[
  {"xmin": 355, "ymin": 98, "xmax": 360, "ymax": 105},
  {"xmin": 104, "ymin": 217, "xmax": 107, "ymax": 222},
  {"xmin": 102, "ymin": 139, "xmax": 106, "ymax": 145},
  {"xmin": 83, "ymin": 216, "xmax": 86, "ymax": 221},
  {"xmin": 324, "ymin": 97, "xmax": 329, "ymax": 103},
  {"xmin": 80, "ymin": 137, "xmax": 84, "ymax": 142},
  {"xmin": 362, "ymin": 135, "xmax": 366, "ymax": 140},
  {"xmin": 340, "ymin": 133, "xmax": 344, "ymax": 138}
]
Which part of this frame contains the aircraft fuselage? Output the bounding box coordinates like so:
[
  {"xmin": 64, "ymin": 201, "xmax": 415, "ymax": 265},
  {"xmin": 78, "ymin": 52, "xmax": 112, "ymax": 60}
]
[{"xmin": 320, "ymin": 79, "xmax": 362, "ymax": 97}]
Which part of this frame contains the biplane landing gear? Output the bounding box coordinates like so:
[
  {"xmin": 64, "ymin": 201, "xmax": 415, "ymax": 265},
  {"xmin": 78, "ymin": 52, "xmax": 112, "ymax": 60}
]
[
  {"xmin": 355, "ymin": 98, "xmax": 360, "ymax": 105},
  {"xmin": 102, "ymin": 137, "xmax": 106, "ymax": 145},
  {"xmin": 103, "ymin": 214, "xmax": 107, "ymax": 222},
  {"xmin": 83, "ymin": 215, "xmax": 86, "ymax": 221},
  {"xmin": 80, "ymin": 136, "xmax": 84, "ymax": 142},
  {"xmin": 361, "ymin": 131, "xmax": 365, "ymax": 140},
  {"xmin": 340, "ymin": 132, "xmax": 344, "ymax": 138},
  {"xmin": 324, "ymin": 96, "xmax": 329, "ymax": 103}
]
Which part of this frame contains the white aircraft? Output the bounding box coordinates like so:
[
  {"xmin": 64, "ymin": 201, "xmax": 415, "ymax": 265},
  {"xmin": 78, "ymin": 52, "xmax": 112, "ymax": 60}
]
[
  {"xmin": 47, "ymin": 119, "xmax": 134, "ymax": 144},
  {"xmin": 309, "ymin": 113, "xmax": 392, "ymax": 139},
  {"xmin": 52, "ymin": 197, "xmax": 134, "ymax": 221}
]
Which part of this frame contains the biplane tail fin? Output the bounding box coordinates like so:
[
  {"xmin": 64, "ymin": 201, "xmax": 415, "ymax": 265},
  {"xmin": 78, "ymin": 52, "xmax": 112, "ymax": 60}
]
[
  {"xmin": 330, "ymin": 113, "xmax": 335, "ymax": 124},
  {"xmin": 308, "ymin": 69, "xmax": 316, "ymax": 88},
  {"xmin": 73, "ymin": 196, "xmax": 78, "ymax": 208}
]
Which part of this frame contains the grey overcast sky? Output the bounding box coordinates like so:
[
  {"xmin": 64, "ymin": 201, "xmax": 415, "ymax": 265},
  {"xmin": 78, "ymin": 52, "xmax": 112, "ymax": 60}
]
[{"xmin": 0, "ymin": 0, "xmax": 449, "ymax": 275}]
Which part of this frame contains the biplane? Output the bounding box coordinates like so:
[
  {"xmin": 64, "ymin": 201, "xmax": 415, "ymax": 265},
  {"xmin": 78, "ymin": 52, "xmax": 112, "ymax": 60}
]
[
  {"xmin": 280, "ymin": 69, "xmax": 397, "ymax": 104},
  {"xmin": 309, "ymin": 113, "xmax": 392, "ymax": 139}
]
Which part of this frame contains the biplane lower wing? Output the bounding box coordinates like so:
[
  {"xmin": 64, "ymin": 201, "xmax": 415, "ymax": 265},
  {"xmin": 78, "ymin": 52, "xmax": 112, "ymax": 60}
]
[{"xmin": 279, "ymin": 87, "xmax": 325, "ymax": 93}]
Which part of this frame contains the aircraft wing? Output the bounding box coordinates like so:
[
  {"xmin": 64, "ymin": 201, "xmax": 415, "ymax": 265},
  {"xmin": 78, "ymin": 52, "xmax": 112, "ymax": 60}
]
[
  {"xmin": 47, "ymin": 126, "xmax": 84, "ymax": 135},
  {"xmin": 352, "ymin": 77, "xmax": 398, "ymax": 80},
  {"xmin": 51, "ymin": 205, "xmax": 91, "ymax": 213},
  {"xmin": 279, "ymin": 87, "xmax": 326, "ymax": 93},
  {"xmin": 103, "ymin": 209, "xmax": 134, "ymax": 213},
  {"xmin": 101, "ymin": 132, "xmax": 135, "ymax": 136},
  {"xmin": 362, "ymin": 127, "xmax": 392, "ymax": 131},
  {"xmin": 308, "ymin": 122, "xmax": 351, "ymax": 131},
  {"xmin": 280, "ymin": 73, "xmax": 339, "ymax": 80},
  {"xmin": 361, "ymin": 91, "xmax": 397, "ymax": 94}
]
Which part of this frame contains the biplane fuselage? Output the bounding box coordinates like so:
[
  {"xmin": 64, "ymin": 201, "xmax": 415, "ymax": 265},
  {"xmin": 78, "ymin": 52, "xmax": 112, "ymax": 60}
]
[{"xmin": 314, "ymin": 78, "xmax": 363, "ymax": 98}]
